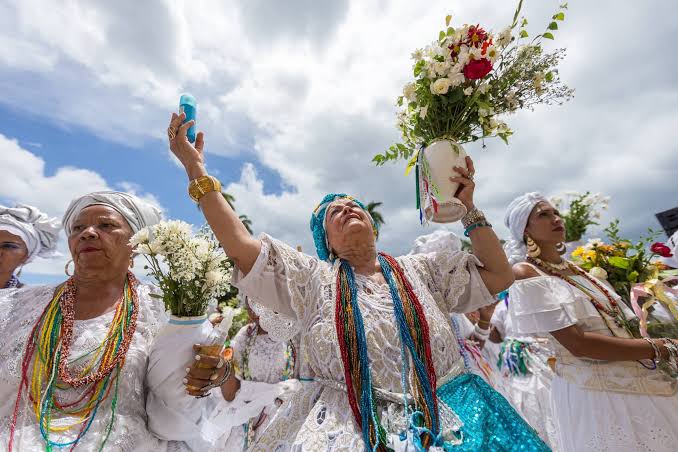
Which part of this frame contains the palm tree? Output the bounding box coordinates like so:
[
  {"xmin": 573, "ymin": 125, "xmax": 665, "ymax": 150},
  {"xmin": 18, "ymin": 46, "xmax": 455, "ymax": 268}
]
[
  {"xmin": 239, "ymin": 214, "xmax": 253, "ymax": 235},
  {"xmin": 366, "ymin": 201, "xmax": 386, "ymax": 240}
]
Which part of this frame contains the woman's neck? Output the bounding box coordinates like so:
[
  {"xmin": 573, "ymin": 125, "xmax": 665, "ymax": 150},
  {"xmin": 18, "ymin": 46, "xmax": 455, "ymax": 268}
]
[
  {"xmin": 536, "ymin": 243, "xmax": 563, "ymax": 264},
  {"xmin": 72, "ymin": 271, "xmax": 129, "ymax": 320},
  {"xmin": 337, "ymin": 241, "xmax": 379, "ymax": 275},
  {"xmin": 0, "ymin": 271, "xmax": 12, "ymax": 288}
]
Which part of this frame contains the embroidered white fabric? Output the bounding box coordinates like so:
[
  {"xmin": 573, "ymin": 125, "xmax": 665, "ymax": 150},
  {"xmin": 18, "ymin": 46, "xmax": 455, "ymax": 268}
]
[
  {"xmin": 0, "ymin": 283, "xmax": 199, "ymax": 451},
  {"xmin": 207, "ymin": 324, "xmax": 301, "ymax": 451},
  {"xmin": 508, "ymin": 270, "xmax": 678, "ymax": 451},
  {"xmin": 232, "ymin": 234, "xmax": 494, "ymax": 451}
]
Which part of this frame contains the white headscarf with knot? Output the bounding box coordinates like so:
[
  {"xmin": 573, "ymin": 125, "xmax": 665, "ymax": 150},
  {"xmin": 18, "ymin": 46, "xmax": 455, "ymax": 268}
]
[
  {"xmin": 0, "ymin": 204, "xmax": 61, "ymax": 262},
  {"xmin": 503, "ymin": 192, "xmax": 548, "ymax": 265},
  {"xmin": 62, "ymin": 191, "xmax": 162, "ymax": 235}
]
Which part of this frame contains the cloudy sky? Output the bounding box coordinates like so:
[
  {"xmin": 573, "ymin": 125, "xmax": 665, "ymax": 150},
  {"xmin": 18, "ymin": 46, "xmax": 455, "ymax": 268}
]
[{"xmin": 1, "ymin": 0, "xmax": 676, "ymax": 284}]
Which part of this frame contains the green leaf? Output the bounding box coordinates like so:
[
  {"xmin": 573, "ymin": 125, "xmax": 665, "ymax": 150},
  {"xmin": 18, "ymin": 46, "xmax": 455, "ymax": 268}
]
[
  {"xmin": 521, "ymin": 18, "xmax": 528, "ymax": 27},
  {"xmin": 149, "ymin": 293, "xmax": 164, "ymax": 299},
  {"xmin": 542, "ymin": 32, "xmax": 554, "ymax": 40},
  {"xmin": 608, "ymin": 256, "xmax": 630, "ymax": 269},
  {"xmin": 445, "ymin": 15, "xmax": 452, "ymax": 27},
  {"xmin": 553, "ymin": 12, "xmax": 565, "ymax": 20},
  {"xmin": 519, "ymin": 29, "xmax": 529, "ymax": 38},
  {"xmin": 548, "ymin": 21, "xmax": 559, "ymax": 30},
  {"xmin": 446, "ymin": 26, "xmax": 454, "ymax": 36},
  {"xmin": 439, "ymin": 30, "xmax": 446, "ymax": 42},
  {"xmin": 628, "ymin": 271, "xmax": 639, "ymax": 282},
  {"xmin": 545, "ymin": 71, "xmax": 554, "ymax": 82}
]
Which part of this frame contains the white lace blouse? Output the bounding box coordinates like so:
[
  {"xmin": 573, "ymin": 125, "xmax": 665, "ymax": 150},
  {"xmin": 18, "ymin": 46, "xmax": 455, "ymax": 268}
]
[
  {"xmin": 0, "ymin": 283, "xmax": 202, "ymax": 451},
  {"xmin": 232, "ymin": 234, "xmax": 494, "ymax": 451},
  {"xmin": 508, "ymin": 275, "xmax": 677, "ymax": 396}
]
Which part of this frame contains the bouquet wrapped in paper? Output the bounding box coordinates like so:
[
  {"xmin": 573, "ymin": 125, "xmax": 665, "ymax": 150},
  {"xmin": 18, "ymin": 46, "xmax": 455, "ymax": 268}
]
[
  {"xmin": 374, "ymin": 0, "xmax": 574, "ymax": 223},
  {"xmin": 129, "ymin": 220, "xmax": 235, "ymax": 446}
]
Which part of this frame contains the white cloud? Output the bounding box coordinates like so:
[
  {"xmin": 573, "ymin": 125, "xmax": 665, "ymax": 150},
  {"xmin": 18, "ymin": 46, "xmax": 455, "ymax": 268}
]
[{"xmin": 1, "ymin": 0, "xmax": 677, "ymax": 270}]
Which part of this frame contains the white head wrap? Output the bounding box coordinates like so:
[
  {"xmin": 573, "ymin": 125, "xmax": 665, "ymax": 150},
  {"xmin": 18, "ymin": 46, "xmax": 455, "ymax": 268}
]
[
  {"xmin": 503, "ymin": 192, "xmax": 548, "ymax": 265},
  {"xmin": 409, "ymin": 229, "xmax": 462, "ymax": 254},
  {"xmin": 0, "ymin": 204, "xmax": 61, "ymax": 262},
  {"xmin": 62, "ymin": 191, "xmax": 162, "ymax": 235}
]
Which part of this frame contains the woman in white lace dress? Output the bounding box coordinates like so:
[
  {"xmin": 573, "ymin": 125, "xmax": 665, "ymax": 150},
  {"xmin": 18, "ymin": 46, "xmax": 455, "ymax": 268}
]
[
  {"xmin": 167, "ymin": 112, "xmax": 549, "ymax": 451},
  {"xmin": 0, "ymin": 191, "xmax": 208, "ymax": 451},
  {"xmin": 209, "ymin": 300, "xmax": 300, "ymax": 451},
  {"xmin": 504, "ymin": 192, "xmax": 678, "ymax": 452},
  {"xmin": 0, "ymin": 203, "xmax": 60, "ymax": 289}
]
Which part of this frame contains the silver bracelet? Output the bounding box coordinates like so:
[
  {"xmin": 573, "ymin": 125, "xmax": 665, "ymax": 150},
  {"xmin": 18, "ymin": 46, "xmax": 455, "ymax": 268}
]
[
  {"xmin": 662, "ymin": 339, "xmax": 678, "ymax": 373},
  {"xmin": 643, "ymin": 337, "xmax": 661, "ymax": 364},
  {"xmin": 461, "ymin": 207, "xmax": 486, "ymax": 229}
]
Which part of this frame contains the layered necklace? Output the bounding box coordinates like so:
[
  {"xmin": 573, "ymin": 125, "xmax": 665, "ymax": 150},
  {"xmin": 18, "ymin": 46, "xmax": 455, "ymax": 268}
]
[
  {"xmin": 527, "ymin": 257, "xmax": 630, "ymax": 335},
  {"xmin": 335, "ymin": 252, "xmax": 439, "ymax": 451},
  {"xmin": 9, "ymin": 272, "xmax": 139, "ymax": 451},
  {"xmin": 240, "ymin": 323, "xmax": 296, "ymax": 449},
  {"xmin": 4, "ymin": 274, "xmax": 21, "ymax": 289}
]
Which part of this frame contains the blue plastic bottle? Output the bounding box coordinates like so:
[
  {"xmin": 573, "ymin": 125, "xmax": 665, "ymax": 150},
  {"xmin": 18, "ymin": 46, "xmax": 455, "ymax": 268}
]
[{"xmin": 179, "ymin": 93, "xmax": 197, "ymax": 143}]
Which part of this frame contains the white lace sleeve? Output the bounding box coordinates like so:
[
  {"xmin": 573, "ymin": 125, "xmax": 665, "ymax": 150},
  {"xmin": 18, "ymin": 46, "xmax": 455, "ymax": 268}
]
[
  {"xmin": 508, "ymin": 276, "xmax": 578, "ymax": 334},
  {"xmin": 403, "ymin": 249, "xmax": 494, "ymax": 314},
  {"xmin": 232, "ymin": 234, "xmax": 327, "ymax": 342}
]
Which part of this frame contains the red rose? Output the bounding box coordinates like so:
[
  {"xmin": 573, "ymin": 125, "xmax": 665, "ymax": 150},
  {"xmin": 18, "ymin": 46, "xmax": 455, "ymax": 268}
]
[
  {"xmin": 463, "ymin": 58, "xmax": 493, "ymax": 80},
  {"xmin": 650, "ymin": 242, "xmax": 673, "ymax": 258}
]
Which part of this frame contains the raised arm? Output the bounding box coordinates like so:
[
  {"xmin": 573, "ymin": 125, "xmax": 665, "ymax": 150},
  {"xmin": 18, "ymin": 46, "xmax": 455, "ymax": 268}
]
[
  {"xmin": 168, "ymin": 112, "xmax": 261, "ymax": 274},
  {"xmin": 453, "ymin": 157, "xmax": 514, "ymax": 295}
]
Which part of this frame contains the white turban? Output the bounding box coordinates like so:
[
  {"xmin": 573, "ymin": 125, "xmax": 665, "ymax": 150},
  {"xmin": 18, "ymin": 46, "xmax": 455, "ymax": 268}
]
[
  {"xmin": 503, "ymin": 192, "xmax": 548, "ymax": 265},
  {"xmin": 409, "ymin": 229, "xmax": 462, "ymax": 254},
  {"xmin": 0, "ymin": 204, "xmax": 61, "ymax": 262},
  {"xmin": 62, "ymin": 191, "xmax": 162, "ymax": 235}
]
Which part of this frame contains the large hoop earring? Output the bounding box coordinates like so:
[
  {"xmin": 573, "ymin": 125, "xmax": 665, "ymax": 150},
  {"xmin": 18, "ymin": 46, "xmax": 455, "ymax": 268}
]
[
  {"xmin": 65, "ymin": 259, "xmax": 74, "ymax": 276},
  {"xmin": 556, "ymin": 242, "xmax": 567, "ymax": 255},
  {"xmin": 526, "ymin": 236, "xmax": 541, "ymax": 258}
]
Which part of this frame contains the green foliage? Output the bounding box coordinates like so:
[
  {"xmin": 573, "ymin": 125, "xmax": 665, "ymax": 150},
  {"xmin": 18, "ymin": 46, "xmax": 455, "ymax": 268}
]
[
  {"xmin": 561, "ymin": 192, "xmax": 599, "ymax": 242},
  {"xmin": 366, "ymin": 201, "xmax": 386, "ymax": 240}
]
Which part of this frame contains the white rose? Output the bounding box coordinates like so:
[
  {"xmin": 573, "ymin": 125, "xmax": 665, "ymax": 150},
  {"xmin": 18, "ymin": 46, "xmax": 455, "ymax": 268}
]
[
  {"xmin": 433, "ymin": 61, "xmax": 450, "ymax": 76},
  {"xmin": 589, "ymin": 267, "xmax": 608, "ymax": 280},
  {"xmin": 430, "ymin": 78, "xmax": 453, "ymax": 95},
  {"xmin": 403, "ymin": 83, "xmax": 417, "ymax": 102},
  {"xmin": 449, "ymin": 73, "xmax": 465, "ymax": 87}
]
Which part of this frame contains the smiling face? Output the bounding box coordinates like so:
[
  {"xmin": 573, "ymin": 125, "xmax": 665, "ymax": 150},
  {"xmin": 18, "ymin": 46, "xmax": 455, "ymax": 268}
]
[
  {"xmin": 524, "ymin": 201, "xmax": 566, "ymax": 245},
  {"xmin": 0, "ymin": 229, "xmax": 29, "ymax": 276},
  {"xmin": 324, "ymin": 198, "xmax": 375, "ymax": 256},
  {"xmin": 67, "ymin": 205, "xmax": 134, "ymax": 277}
]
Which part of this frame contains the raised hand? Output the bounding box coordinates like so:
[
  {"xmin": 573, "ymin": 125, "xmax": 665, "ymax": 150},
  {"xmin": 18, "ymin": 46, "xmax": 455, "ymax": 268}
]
[
  {"xmin": 167, "ymin": 112, "xmax": 206, "ymax": 180},
  {"xmin": 450, "ymin": 156, "xmax": 476, "ymax": 211}
]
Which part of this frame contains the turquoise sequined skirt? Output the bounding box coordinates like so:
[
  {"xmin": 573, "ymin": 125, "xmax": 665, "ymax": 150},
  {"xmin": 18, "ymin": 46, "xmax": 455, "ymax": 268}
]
[{"xmin": 437, "ymin": 373, "xmax": 550, "ymax": 451}]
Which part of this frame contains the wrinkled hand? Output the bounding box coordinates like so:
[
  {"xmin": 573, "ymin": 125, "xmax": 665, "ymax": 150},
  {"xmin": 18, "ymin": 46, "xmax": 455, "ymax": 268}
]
[
  {"xmin": 167, "ymin": 112, "xmax": 206, "ymax": 179},
  {"xmin": 450, "ymin": 156, "xmax": 476, "ymax": 211},
  {"xmin": 183, "ymin": 344, "xmax": 229, "ymax": 398}
]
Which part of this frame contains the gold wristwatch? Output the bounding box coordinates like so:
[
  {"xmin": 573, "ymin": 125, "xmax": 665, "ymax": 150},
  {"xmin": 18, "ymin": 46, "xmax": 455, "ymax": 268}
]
[{"xmin": 188, "ymin": 175, "xmax": 222, "ymax": 202}]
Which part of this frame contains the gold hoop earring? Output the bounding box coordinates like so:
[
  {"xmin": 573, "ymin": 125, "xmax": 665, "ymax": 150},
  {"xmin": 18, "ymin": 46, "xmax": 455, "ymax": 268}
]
[
  {"xmin": 526, "ymin": 236, "xmax": 541, "ymax": 258},
  {"xmin": 556, "ymin": 242, "xmax": 567, "ymax": 255},
  {"xmin": 65, "ymin": 259, "xmax": 74, "ymax": 276}
]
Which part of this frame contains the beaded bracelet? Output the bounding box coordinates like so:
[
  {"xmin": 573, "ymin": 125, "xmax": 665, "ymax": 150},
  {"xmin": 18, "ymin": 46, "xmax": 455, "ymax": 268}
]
[{"xmin": 464, "ymin": 221, "xmax": 492, "ymax": 237}]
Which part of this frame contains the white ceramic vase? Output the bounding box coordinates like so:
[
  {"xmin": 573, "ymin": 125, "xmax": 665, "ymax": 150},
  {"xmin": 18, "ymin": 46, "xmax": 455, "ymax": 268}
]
[{"xmin": 421, "ymin": 139, "xmax": 468, "ymax": 223}]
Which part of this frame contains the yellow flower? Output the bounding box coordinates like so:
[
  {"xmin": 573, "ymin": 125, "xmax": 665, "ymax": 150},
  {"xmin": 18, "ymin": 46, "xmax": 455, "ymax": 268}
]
[
  {"xmin": 572, "ymin": 247, "xmax": 585, "ymax": 258},
  {"xmin": 583, "ymin": 250, "xmax": 596, "ymax": 262},
  {"xmin": 598, "ymin": 245, "xmax": 615, "ymax": 255}
]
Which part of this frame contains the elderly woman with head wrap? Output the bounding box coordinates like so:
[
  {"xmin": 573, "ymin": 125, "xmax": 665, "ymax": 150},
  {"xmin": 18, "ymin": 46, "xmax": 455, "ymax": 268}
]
[
  {"xmin": 0, "ymin": 204, "xmax": 60, "ymax": 289},
  {"xmin": 168, "ymin": 112, "xmax": 549, "ymax": 451},
  {"xmin": 0, "ymin": 191, "xmax": 210, "ymax": 451},
  {"xmin": 503, "ymin": 192, "xmax": 678, "ymax": 452}
]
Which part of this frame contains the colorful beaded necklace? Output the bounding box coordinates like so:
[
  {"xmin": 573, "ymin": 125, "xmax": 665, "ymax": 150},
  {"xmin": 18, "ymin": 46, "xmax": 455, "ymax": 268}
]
[
  {"xmin": 527, "ymin": 257, "xmax": 630, "ymax": 335},
  {"xmin": 9, "ymin": 272, "xmax": 139, "ymax": 451},
  {"xmin": 335, "ymin": 252, "xmax": 439, "ymax": 451}
]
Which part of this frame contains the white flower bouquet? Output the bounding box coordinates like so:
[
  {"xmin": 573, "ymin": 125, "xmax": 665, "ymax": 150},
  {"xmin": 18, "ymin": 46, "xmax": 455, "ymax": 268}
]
[
  {"xmin": 373, "ymin": 1, "xmax": 574, "ymax": 223},
  {"xmin": 374, "ymin": 1, "xmax": 574, "ymax": 167},
  {"xmin": 129, "ymin": 220, "xmax": 232, "ymax": 317}
]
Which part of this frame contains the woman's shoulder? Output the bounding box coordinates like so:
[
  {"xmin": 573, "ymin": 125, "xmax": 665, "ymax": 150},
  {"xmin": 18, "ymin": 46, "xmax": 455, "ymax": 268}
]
[{"xmin": 512, "ymin": 262, "xmax": 541, "ymax": 280}]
